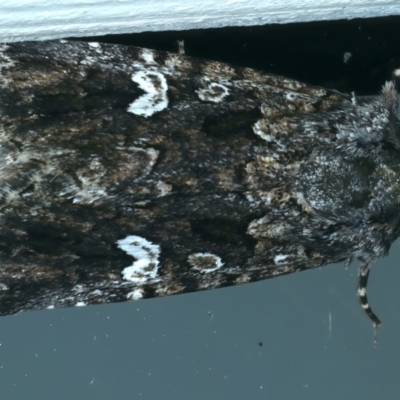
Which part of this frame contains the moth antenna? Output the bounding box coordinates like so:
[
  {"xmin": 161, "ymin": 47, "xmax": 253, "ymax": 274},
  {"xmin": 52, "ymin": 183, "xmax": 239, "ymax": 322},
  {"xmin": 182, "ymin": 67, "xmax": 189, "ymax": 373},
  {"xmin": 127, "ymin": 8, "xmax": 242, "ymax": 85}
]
[
  {"xmin": 177, "ymin": 40, "xmax": 185, "ymax": 55},
  {"xmin": 351, "ymin": 91, "xmax": 357, "ymax": 105},
  {"xmin": 381, "ymin": 80, "xmax": 398, "ymax": 117},
  {"xmin": 358, "ymin": 264, "xmax": 381, "ymax": 328}
]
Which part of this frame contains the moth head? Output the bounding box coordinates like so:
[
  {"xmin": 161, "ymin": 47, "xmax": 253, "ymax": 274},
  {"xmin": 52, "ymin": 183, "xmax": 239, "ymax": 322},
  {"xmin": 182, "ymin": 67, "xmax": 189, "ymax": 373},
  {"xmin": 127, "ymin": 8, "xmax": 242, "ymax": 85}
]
[
  {"xmin": 380, "ymin": 80, "xmax": 400, "ymax": 149},
  {"xmin": 381, "ymin": 80, "xmax": 398, "ymax": 118}
]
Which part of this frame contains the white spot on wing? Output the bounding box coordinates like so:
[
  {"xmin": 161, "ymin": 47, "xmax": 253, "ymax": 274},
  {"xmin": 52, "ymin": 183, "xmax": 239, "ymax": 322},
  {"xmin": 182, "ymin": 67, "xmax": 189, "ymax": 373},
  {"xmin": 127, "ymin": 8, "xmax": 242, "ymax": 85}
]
[
  {"xmin": 140, "ymin": 49, "xmax": 156, "ymax": 64},
  {"xmin": 118, "ymin": 235, "xmax": 160, "ymax": 283},
  {"xmin": 188, "ymin": 252, "xmax": 224, "ymax": 273},
  {"xmin": 128, "ymin": 70, "xmax": 168, "ymax": 117},
  {"xmin": 127, "ymin": 288, "xmax": 144, "ymax": 300},
  {"xmin": 0, "ymin": 283, "xmax": 8, "ymax": 291},
  {"xmin": 196, "ymin": 82, "xmax": 230, "ymax": 103},
  {"xmin": 156, "ymin": 180, "xmax": 172, "ymax": 197},
  {"xmin": 274, "ymin": 254, "xmax": 288, "ymax": 264},
  {"xmin": 0, "ymin": 45, "xmax": 15, "ymax": 89},
  {"xmin": 252, "ymin": 120, "xmax": 275, "ymax": 142}
]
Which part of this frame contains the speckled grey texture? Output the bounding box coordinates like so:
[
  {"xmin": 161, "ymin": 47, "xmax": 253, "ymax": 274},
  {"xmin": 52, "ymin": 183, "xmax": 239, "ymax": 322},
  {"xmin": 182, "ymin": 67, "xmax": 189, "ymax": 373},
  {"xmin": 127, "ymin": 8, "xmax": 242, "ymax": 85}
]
[{"xmin": 0, "ymin": 40, "xmax": 399, "ymax": 326}]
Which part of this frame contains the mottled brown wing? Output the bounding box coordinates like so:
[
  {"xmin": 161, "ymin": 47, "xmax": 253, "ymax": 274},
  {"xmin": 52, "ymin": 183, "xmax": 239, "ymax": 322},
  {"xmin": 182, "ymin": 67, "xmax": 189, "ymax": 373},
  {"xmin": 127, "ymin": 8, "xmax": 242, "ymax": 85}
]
[{"xmin": 0, "ymin": 40, "xmax": 398, "ymax": 318}]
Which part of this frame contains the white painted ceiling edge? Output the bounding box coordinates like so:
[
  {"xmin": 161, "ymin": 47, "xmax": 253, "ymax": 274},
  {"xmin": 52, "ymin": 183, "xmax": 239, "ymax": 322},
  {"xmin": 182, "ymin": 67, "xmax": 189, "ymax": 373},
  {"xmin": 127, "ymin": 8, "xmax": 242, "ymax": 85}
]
[{"xmin": 0, "ymin": 0, "xmax": 399, "ymax": 42}]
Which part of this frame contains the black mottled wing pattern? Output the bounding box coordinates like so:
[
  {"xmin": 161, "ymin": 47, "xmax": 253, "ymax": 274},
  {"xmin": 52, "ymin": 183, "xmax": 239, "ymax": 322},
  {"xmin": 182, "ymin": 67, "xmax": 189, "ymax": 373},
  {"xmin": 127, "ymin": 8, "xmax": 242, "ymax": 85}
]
[{"xmin": 0, "ymin": 40, "xmax": 399, "ymax": 321}]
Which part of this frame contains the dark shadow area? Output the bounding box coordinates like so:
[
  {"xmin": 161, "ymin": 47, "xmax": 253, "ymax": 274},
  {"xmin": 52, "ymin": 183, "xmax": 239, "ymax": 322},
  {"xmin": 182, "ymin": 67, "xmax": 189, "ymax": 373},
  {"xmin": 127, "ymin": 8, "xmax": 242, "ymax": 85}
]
[{"xmin": 72, "ymin": 15, "xmax": 400, "ymax": 95}]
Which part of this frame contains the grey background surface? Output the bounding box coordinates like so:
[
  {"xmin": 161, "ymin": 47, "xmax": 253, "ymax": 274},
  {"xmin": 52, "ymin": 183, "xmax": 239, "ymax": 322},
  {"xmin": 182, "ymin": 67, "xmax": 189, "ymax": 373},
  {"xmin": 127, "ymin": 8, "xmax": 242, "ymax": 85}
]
[
  {"xmin": 0, "ymin": 247, "xmax": 400, "ymax": 399},
  {"xmin": 1, "ymin": 16, "xmax": 400, "ymax": 400}
]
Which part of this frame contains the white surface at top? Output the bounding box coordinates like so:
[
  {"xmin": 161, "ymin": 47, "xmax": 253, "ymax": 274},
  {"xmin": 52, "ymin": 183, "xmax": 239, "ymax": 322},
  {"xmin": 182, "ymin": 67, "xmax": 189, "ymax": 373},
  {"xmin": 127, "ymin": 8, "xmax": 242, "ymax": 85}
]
[{"xmin": 0, "ymin": 0, "xmax": 399, "ymax": 42}]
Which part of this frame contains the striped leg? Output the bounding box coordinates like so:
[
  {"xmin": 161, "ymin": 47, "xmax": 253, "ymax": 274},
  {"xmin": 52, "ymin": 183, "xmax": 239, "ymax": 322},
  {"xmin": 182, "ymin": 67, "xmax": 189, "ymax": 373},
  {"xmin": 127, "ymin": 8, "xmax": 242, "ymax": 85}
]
[{"xmin": 358, "ymin": 265, "xmax": 381, "ymax": 327}]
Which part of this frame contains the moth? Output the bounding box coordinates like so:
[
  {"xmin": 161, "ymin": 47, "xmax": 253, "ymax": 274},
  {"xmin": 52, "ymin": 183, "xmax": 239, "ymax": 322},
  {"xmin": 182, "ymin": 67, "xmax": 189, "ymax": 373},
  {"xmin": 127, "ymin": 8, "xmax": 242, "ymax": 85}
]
[{"xmin": 0, "ymin": 40, "xmax": 399, "ymax": 328}]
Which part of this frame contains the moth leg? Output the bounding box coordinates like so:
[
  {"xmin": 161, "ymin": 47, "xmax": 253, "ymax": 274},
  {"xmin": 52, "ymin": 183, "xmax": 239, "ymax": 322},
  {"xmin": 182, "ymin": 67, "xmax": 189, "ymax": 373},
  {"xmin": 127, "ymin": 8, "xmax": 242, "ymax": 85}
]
[
  {"xmin": 345, "ymin": 255, "xmax": 353, "ymax": 270},
  {"xmin": 358, "ymin": 264, "xmax": 382, "ymax": 327}
]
